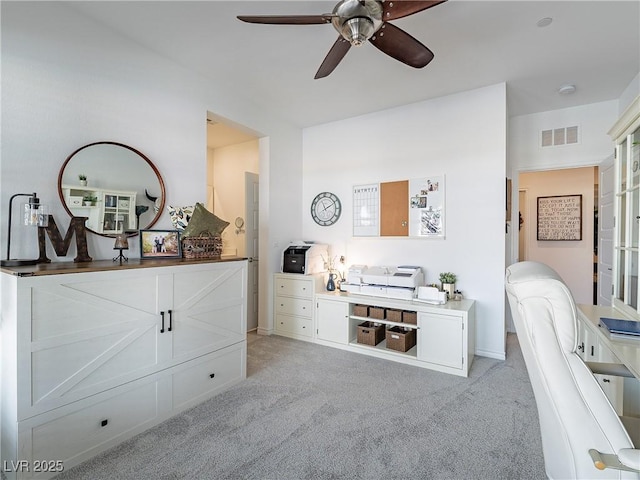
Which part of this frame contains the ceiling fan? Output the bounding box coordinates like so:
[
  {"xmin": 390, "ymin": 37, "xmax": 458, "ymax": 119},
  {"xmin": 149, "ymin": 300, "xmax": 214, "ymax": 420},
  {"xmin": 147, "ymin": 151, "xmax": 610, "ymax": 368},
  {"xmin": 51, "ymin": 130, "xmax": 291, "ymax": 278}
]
[{"xmin": 237, "ymin": 0, "xmax": 447, "ymax": 79}]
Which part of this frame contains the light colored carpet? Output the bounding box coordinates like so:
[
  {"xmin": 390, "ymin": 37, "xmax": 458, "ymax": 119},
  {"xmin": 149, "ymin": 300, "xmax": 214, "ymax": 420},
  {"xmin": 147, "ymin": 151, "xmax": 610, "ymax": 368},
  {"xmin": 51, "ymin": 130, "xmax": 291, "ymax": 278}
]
[{"xmin": 55, "ymin": 332, "xmax": 545, "ymax": 480}]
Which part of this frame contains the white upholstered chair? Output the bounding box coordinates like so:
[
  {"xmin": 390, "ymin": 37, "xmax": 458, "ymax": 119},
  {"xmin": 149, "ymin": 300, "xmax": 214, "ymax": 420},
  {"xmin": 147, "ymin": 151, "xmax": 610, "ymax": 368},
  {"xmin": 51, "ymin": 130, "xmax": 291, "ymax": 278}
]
[{"xmin": 505, "ymin": 261, "xmax": 640, "ymax": 479}]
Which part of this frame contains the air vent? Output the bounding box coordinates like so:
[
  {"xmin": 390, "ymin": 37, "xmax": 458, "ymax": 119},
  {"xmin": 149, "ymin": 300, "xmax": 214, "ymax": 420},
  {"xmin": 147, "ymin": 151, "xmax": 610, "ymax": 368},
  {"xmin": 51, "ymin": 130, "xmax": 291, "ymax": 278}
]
[{"xmin": 541, "ymin": 125, "xmax": 579, "ymax": 147}]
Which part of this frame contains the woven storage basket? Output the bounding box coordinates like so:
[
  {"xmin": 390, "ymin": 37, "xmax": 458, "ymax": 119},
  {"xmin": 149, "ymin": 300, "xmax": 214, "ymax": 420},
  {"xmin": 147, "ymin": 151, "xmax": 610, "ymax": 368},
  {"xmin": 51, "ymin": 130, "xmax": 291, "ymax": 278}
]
[
  {"xmin": 386, "ymin": 326, "xmax": 417, "ymax": 352},
  {"xmin": 369, "ymin": 306, "xmax": 386, "ymax": 320},
  {"xmin": 402, "ymin": 311, "xmax": 418, "ymax": 325},
  {"xmin": 386, "ymin": 309, "xmax": 403, "ymax": 323},
  {"xmin": 182, "ymin": 234, "xmax": 222, "ymax": 259},
  {"xmin": 357, "ymin": 321, "xmax": 385, "ymax": 346},
  {"xmin": 353, "ymin": 304, "xmax": 369, "ymax": 317}
]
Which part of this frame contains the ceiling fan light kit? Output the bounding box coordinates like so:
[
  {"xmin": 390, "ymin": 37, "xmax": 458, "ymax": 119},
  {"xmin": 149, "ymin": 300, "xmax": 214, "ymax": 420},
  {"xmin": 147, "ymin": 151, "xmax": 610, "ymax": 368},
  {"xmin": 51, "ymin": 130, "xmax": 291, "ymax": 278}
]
[
  {"xmin": 342, "ymin": 16, "xmax": 376, "ymax": 46},
  {"xmin": 237, "ymin": 0, "xmax": 447, "ymax": 79}
]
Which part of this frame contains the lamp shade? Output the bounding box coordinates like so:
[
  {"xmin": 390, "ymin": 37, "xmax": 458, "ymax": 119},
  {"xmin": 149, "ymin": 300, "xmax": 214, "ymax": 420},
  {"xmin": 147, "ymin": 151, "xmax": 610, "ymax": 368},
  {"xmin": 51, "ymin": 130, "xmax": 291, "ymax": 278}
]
[
  {"xmin": 113, "ymin": 233, "xmax": 129, "ymax": 250},
  {"xmin": 23, "ymin": 199, "xmax": 49, "ymax": 227}
]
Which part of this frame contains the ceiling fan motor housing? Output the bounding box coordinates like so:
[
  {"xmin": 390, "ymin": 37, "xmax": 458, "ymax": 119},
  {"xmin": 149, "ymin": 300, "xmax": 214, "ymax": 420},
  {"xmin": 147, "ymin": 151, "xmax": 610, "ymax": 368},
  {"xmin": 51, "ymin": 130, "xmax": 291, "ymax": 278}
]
[{"xmin": 332, "ymin": 0, "xmax": 383, "ymax": 46}]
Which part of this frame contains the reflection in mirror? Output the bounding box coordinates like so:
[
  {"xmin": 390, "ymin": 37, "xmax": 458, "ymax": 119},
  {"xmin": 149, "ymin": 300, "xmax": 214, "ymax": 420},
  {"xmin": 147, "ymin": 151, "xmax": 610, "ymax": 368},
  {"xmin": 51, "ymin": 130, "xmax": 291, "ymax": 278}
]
[{"xmin": 58, "ymin": 142, "xmax": 165, "ymax": 237}]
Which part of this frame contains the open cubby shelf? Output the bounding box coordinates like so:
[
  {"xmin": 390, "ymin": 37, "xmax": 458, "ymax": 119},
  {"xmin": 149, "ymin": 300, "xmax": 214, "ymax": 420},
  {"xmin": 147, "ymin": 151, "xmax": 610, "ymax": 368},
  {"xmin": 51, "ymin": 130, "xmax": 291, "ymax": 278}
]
[
  {"xmin": 349, "ymin": 314, "xmax": 419, "ymax": 330},
  {"xmin": 349, "ymin": 338, "xmax": 418, "ymax": 358}
]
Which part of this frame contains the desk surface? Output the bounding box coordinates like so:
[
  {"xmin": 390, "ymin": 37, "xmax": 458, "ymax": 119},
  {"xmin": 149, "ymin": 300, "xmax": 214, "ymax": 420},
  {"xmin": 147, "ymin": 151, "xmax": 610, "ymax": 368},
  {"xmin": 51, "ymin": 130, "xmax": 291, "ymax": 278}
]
[{"xmin": 578, "ymin": 304, "xmax": 640, "ymax": 379}]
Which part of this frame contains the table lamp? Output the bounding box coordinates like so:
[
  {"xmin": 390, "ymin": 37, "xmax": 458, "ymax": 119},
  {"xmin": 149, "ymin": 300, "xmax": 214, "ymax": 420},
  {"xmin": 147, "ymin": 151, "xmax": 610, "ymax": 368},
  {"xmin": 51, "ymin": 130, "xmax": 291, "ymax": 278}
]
[{"xmin": 2, "ymin": 192, "xmax": 48, "ymax": 267}]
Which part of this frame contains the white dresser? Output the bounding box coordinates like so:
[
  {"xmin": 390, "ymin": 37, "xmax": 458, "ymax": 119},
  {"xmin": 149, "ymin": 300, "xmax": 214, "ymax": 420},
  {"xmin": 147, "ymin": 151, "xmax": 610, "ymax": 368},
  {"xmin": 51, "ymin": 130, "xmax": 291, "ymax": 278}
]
[
  {"xmin": 1, "ymin": 258, "xmax": 247, "ymax": 479},
  {"xmin": 273, "ymin": 273, "xmax": 325, "ymax": 341}
]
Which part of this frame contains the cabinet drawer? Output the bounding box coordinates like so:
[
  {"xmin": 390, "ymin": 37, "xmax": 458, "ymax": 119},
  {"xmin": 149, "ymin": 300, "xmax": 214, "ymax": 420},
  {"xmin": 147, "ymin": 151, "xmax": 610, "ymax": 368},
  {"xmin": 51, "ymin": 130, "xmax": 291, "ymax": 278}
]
[
  {"xmin": 275, "ymin": 314, "xmax": 313, "ymax": 337},
  {"xmin": 27, "ymin": 381, "xmax": 160, "ymax": 471},
  {"xmin": 275, "ymin": 277, "xmax": 314, "ymax": 298},
  {"xmin": 275, "ymin": 296, "xmax": 313, "ymax": 317},
  {"xmin": 172, "ymin": 343, "xmax": 246, "ymax": 411}
]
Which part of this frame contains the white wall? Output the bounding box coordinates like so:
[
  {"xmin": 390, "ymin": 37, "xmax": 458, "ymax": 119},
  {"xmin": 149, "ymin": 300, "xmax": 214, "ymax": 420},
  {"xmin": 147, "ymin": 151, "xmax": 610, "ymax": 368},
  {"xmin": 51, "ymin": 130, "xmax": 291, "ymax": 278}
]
[
  {"xmin": 1, "ymin": 2, "xmax": 302, "ymax": 335},
  {"xmin": 302, "ymin": 84, "xmax": 508, "ymax": 360},
  {"xmin": 519, "ymin": 167, "xmax": 596, "ymax": 305},
  {"xmin": 507, "ymin": 101, "xmax": 619, "ymax": 270},
  {"xmin": 510, "ymin": 100, "xmax": 618, "ymax": 173},
  {"xmin": 208, "ymin": 140, "xmax": 259, "ymax": 257}
]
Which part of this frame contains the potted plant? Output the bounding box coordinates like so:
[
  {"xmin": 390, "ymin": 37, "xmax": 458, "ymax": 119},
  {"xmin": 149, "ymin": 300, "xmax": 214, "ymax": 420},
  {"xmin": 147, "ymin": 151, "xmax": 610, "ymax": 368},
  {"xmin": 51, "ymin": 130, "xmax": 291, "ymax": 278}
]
[
  {"xmin": 82, "ymin": 194, "xmax": 97, "ymax": 206},
  {"xmin": 78, "ymin": 174, "xmax": 87, "ymax": 186},
  {"xmin": 439, "ymin": 272, "xmax": 457, "ymax": 299}
]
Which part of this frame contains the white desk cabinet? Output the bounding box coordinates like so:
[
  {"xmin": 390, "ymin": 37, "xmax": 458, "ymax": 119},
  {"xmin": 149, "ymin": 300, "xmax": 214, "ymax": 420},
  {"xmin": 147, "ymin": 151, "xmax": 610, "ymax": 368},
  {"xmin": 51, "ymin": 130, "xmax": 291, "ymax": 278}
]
[
  {"xmin": 577, "ymin": 304, "xmax": 640, "ymax": 416},
  {"xmin": 273, "ymin": 273, "xmax": 324, "ymax": 341},
  {"xmin": 316, "ymin": 298, "xmax": 350, "ymax": 345},
  {"xmin": 314, "ymin": 292, "xmax": 475, "ymax": 377},
  {"xmin": 418, "ymin": 312, "xmax": 465, "ymax": 370},
  {"xmin": 1, "ymin": 259, "xmax": 247, "ymax": 480}
]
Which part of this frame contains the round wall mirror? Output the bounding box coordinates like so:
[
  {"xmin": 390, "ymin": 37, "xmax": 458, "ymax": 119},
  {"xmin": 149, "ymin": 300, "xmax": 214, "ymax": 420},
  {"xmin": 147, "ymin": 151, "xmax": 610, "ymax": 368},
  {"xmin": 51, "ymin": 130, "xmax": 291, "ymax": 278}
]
[{"xmin": 57, "ymin": 142, "xmax": 166, "ymax": 237}]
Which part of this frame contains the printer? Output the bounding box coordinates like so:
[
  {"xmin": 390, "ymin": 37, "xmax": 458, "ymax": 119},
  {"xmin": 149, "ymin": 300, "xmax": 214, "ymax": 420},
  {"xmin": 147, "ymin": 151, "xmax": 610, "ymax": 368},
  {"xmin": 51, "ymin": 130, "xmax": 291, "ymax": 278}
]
[
  {"xmin": 344, "ymin": 265, "xmax": 424, "ymax": 300},
  {"xmin": 281, "ymin": 242, "xmax": 328, "ymax": 275}
]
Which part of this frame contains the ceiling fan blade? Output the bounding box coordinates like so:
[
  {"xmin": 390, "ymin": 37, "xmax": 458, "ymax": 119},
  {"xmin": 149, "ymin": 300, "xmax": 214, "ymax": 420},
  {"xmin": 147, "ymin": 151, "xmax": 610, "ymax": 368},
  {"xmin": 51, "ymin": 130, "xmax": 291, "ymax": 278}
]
[
  {"xmin": 369, "ymin": 22, "xmax": 434, "ymax": 69},
  {"xmin": 237, "ymin": 15, "xmax": 332, "ymax": 25},
  {"xmin": 382, "ymin": 1, "xmax": 447, "ymax": 21},
  {"xmin": 315, "ymin": 37, "xmax": 351, "ymax": 79}
]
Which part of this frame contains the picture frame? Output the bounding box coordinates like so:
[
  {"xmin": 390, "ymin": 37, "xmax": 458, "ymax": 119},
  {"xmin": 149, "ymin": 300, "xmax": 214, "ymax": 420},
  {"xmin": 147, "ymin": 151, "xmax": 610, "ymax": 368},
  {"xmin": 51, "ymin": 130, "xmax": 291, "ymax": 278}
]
[
  {"xmin": 537, "ymin": 194, "xmax": 582, "ymax": 241},
  {"xmin": 139, "ymin": 229, "xmax": 182, "ymax": 258}
]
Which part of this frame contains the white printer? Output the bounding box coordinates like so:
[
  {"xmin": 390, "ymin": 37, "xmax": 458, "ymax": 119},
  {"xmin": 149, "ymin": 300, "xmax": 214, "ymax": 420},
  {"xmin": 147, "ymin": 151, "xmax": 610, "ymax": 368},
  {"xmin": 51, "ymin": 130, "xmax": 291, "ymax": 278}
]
[
  {"xmin": 344, "ymin": 265, "xmax": 424, "ymax": 300},
  {"xmin": 281, "ymin": 242, "xmax": 328, "ymax": 275}
]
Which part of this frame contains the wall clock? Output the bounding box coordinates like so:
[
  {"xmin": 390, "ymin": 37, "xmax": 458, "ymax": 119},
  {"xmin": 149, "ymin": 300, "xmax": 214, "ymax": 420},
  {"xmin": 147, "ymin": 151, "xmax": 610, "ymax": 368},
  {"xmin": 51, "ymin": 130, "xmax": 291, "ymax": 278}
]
[{"xmin": 311, "ymin": 192, "xmax": 341, "ymax": 226}]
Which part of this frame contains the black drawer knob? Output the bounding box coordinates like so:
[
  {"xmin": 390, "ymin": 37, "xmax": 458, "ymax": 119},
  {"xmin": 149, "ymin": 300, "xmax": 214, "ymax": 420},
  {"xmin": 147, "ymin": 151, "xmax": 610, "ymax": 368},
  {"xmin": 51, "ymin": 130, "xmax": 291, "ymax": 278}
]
[
  {"xmin": 209, "ymin": 373, "xmax": 215, "ymax": 379},
  {"xmin": 101, "ymin": 419, "xmax": 108, "ymax": 427}
]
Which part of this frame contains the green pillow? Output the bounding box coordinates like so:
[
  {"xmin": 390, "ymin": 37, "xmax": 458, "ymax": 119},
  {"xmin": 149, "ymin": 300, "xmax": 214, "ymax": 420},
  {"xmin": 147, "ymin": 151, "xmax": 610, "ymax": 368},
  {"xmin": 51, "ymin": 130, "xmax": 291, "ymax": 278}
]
[{"xmin": 181, "ymin": 203, "xmax": 229, "ymax": 238}]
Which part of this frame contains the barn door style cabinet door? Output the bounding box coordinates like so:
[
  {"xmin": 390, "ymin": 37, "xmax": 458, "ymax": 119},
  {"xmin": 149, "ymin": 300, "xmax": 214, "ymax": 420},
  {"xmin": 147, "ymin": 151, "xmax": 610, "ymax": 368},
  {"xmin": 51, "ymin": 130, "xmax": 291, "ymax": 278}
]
[{"xmin": 1, "ymin": 259, "xmax": 247, "ymax": 480}]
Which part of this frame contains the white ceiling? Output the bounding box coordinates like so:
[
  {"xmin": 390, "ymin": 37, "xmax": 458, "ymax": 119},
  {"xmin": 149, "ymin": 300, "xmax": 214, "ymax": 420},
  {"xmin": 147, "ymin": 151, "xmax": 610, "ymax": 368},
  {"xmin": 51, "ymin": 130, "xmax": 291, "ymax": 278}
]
[{"xmin": 69, "ymin": 0, "xmax": 639, "ymax": 134}]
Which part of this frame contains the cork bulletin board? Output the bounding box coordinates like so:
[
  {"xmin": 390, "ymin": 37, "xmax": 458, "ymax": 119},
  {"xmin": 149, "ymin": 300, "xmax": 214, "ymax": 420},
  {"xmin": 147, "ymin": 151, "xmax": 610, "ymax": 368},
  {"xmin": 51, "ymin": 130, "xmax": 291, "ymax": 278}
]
[{"xmin": 537, "ymin": 194, "xmax": 582, "ymax": 241}]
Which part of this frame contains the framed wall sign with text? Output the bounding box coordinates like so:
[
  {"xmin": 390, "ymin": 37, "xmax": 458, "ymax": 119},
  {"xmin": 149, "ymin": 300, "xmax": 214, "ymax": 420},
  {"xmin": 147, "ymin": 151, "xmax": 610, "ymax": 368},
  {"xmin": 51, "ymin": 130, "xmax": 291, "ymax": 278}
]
[{"xmin": 537, "ymin": 194, "xmax": 582, "ymax": 241}]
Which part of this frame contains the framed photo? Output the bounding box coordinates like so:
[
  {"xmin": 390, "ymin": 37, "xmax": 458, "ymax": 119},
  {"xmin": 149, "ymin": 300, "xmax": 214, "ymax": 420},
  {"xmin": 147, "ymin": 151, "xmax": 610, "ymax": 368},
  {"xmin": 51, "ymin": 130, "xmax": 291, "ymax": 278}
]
[
  {"xmin": 139, "ymin": 229, "xmax": 182, "ymax": 258},
  {"xmin": 537, "ymin": 194, "xmax": 582, "ymax": 241}
]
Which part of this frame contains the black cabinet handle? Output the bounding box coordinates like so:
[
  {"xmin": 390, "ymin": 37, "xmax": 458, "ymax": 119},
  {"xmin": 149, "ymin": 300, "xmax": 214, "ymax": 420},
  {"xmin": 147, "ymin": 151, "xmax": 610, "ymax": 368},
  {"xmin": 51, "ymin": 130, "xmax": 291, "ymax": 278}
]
[
  {"xmin": 209, "ymin": 373, "xmax": 215, "ymax": 379},
  {"xmin": 168, "ymin": 309, "xmax": 173, "ymax": 332},
  {"xmin": 590, "ymin": 345, "xmax": 595, "ymax": 357},
  {"xmin": 101, "ymin": 419, "xmax": 108, "ymax": 427},
  {"xmin": 577, "ymin": 342, "xmax": 584, "ymax": 352},
  {"xmin": 160, "ymin": 311, "xmax": 165, "ymax": 333},
  {"xmin": 603, "ymin": 378, "xmax": 611, "ymax": 383}
]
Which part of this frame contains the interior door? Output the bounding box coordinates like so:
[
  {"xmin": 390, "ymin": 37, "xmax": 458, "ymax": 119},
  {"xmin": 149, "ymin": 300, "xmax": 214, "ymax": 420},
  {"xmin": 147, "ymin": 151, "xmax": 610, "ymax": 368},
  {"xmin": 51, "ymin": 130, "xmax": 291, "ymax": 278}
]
[
  {"xmin": 599, "ymin": 159, "xmax": 614, "ymax": 306},
  {"xmin": 245, "ymin": 172, "xmax": 259, "ymax": 331}
]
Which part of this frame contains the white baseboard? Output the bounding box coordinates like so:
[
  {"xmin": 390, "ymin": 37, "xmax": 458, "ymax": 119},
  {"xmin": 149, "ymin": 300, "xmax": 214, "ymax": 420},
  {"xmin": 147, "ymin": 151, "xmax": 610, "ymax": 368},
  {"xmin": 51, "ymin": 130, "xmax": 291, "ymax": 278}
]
[{"xmin": 475, "ymin": 348, "xmax": 506, "ymax": 361}]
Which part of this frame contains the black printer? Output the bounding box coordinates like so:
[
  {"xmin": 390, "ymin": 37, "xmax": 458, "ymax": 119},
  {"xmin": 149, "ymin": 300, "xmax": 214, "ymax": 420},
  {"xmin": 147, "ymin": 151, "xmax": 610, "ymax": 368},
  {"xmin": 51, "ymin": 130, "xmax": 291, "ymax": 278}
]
[{"xmin": 282, "ymin": 242, "xmax": 328, "ymax": 274}]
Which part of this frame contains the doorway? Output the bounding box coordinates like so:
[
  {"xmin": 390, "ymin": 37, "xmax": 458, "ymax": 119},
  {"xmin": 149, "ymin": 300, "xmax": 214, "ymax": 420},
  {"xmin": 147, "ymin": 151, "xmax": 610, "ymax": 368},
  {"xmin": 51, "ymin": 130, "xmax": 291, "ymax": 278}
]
[
  {"xmin": 206, "ymin": 115, "xmax": 261, "ymax": 331},
  {"xmin": 518, "ymin": 189, "xmax": 527, "ymax": 262},
  {"xmin": 518, "ymin": 167, "xmax": 598, "ymax": 306}
]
